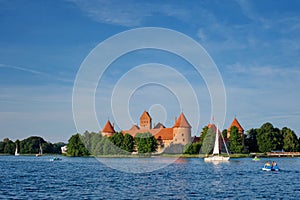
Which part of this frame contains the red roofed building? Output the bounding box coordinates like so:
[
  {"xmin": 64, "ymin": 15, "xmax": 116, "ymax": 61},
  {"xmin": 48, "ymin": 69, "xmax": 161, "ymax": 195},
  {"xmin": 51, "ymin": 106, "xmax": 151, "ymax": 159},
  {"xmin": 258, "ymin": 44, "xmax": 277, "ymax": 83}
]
[
  {"xmin": 227, "ymin": 117, "xmax": 244, "ymax": 145},
  {"xmin": 122, "ymin": 111, "xmax": 192, "ymax": 152},
  {"xmin": 102, "ymin": 120, "xmax": 115, "ymax": 137}
]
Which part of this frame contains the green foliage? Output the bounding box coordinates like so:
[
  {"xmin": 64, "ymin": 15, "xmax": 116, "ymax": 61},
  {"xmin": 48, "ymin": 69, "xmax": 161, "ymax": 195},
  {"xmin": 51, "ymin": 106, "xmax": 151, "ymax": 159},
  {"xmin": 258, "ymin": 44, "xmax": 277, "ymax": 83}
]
[
  {"xmin": 121, "ymin": 133, "xmax": 134, "ymax": 152},
  {"xmin": 245, "ymin": 128, "xmax": 259, "ymax": 152},
  {"xmin": 282, "ymin": 127, "xmax": 299, "ymax": 152},
  {"xmin": 134, "ymin": 132, "xmax": 158, "ymax": 153},
  {"xmin": 200, "ymin": 127, "xmax": 215, "ymax": 154},
  {"xmin": 19, "ymin": 136, "xmax": 46, "ymax": 154},
  {"xmin": 184, "ymin": 142, "xmax": 201, "ymax": 154},
  {"xmin": 199, "ymin": 126, "xmax": 209, "ymax": 145},
  {"xmin": 222, "ymin": 129, "xmax": 227, "ymax": 139},
  {"xmin": 0, "ymin": 138, "xmax": 15, "ymax": 154},
  {"xmin": 256, "ymin": 122, "xmax": 283, "ymax": 153},
  {"xmin": 229, "ymin": 126, "xmax": 243, "ymax": 153},
  {"xmin": 67, "ymin": 133, "xmax": 90, "ymax": 156}
]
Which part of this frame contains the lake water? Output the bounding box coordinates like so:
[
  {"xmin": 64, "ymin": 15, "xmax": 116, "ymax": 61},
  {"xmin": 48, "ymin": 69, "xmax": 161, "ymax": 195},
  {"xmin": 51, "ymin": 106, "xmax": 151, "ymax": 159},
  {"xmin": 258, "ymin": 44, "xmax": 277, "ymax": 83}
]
[{"xmin": 1, "ymin": 156, "xmax": 300, "ymax": 199}]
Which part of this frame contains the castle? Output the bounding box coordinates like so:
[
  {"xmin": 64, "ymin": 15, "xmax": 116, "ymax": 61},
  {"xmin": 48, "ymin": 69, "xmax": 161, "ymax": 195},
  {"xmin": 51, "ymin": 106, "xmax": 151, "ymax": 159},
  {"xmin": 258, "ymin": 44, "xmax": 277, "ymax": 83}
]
[
  {"xmin": 101, "ymin": 111, "xmax": 244, "ymax": 151},
  {"xmin": 102, "ymin": 111, "xmax": 192, "ymax": 151}
]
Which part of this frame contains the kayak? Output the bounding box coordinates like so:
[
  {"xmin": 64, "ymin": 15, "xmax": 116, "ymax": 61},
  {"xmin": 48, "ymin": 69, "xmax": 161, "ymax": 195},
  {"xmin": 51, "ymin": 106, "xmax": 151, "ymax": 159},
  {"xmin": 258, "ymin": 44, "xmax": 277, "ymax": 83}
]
[
  {"xmin": 262, "ymin": 166, "xmax": 272, "ymax": 171},
  {"xmin": 262, "ymin": 165, "xmax": 280, "ymax": 171},
  {"xmin": 253, "ymin": 157, "xmax": 260, "ymax": 161}
]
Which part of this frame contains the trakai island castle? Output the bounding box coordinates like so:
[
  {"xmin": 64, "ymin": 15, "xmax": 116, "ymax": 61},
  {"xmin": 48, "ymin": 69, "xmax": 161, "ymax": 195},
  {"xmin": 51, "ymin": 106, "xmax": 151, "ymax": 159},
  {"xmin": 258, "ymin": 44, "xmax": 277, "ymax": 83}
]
[{"xmin": 101, "ymin": 110, "xmax": 244, "ymax": 152}]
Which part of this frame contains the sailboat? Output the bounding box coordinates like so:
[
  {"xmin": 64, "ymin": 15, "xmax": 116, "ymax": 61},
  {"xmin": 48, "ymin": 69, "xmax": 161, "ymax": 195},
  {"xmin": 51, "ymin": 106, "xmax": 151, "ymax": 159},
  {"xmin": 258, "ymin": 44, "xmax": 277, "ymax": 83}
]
[
  {"xmin": 15, "ymin": 145, "xmax": 20, "ymax": 156},
  {"xmin": 36, "ymin": 143, "xmax": 43, "ymax": 157},
  {"xmin": 204, "ymin": 124, "xmax": 230, "ymax": 161}
]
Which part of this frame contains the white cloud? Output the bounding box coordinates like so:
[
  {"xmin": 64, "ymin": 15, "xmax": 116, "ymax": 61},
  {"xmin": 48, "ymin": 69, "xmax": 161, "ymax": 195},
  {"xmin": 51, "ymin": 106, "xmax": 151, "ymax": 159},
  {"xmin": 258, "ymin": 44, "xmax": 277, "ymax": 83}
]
[{"xmin": 69, "ymin": 0, "xmax": 189, "ymax": 27}]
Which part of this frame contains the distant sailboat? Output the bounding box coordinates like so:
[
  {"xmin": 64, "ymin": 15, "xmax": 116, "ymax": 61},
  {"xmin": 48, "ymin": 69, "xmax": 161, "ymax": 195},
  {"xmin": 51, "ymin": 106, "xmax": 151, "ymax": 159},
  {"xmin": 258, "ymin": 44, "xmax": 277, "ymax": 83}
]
[
  {"xmin": 15, "ymin": 145, "xmax": 19, "ymax": 156},
  {"xmin": 36, "ymin": 143, "xmax": 43, "ymax": 157},
  {"xmin": 204, "ymin": 124, "xmax": 230, "ymax": 162}
]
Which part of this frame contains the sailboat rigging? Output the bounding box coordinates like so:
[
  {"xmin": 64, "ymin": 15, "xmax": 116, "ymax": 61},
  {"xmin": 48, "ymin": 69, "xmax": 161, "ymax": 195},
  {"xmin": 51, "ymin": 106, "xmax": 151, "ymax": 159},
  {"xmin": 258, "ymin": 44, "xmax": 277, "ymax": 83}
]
[
  {"xmin": 204, "ymin": 124, "xmax": 230, "ymax": 161},
  {"xmin": 36, "ymin": 143, "xmax": 43, "ymax": 157}
]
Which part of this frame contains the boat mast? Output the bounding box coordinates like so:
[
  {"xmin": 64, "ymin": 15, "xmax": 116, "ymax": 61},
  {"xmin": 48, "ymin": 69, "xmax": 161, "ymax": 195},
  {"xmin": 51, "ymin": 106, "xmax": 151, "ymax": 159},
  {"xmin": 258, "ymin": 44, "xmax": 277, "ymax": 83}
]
[{"xmin": 212, "ymin": 125, "xmax": 220, "ymax": 155}]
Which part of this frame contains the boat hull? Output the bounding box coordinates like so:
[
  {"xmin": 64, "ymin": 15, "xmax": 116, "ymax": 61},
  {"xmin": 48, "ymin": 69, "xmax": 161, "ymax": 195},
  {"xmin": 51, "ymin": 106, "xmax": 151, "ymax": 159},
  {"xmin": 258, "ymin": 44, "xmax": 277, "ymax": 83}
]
[{"xmin": 204, "ymin": 156, "xmax": 230, "ymax": 162}]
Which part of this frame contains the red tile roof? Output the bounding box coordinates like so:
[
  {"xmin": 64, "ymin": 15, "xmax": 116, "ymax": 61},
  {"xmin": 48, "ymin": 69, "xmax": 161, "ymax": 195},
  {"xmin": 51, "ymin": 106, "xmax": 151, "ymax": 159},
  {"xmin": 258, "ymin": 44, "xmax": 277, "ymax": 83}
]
[
  {"xmin": 140, "ymin": 111, "xmax": 151, "ymax": 120},
  {"xmin": 102, "ymin": 120, "xmax": 115, "ymax": 133},
  {"xmin": 154, "ymin": 128, "xmax": 173, "ymax": 140},
  {"xmin": 228, "ymin": 118, "xmax": 244, "ymax": 132},
  {"xmin": 173, "ymin": 113, "xmax": 191, "ymax": 128}
]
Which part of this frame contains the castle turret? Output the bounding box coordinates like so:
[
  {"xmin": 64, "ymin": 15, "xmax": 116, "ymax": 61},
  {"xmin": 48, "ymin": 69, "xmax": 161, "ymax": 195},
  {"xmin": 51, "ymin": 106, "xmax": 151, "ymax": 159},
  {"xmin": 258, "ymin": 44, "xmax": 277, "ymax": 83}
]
[
  {"xmin": 140, "ymin": 111, "xmax": 152, "ymax": 130},
  {"xmin": 172, "ymin": 112, "xmax": 191, "ymax": 145},
  {"xmin": 102, "ymin": 120, "xmax": 115, "ymax": 137},
  {"xmin": 227, "ymin": 117, "xmax": 244, "ymax": 144}
]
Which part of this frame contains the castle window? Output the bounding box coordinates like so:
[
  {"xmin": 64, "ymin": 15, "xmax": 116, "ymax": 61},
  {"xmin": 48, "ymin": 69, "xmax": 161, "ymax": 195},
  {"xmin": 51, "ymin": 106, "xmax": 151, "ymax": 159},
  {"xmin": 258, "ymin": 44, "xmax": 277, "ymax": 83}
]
[
  {"xmin": 182, "ymin": 133, "xmax": 184, "ymax": 136},
  {"xmin": 183, "ymin": 139, "xmax": 185, "ymax": 142},
  {"xmin": 175, "ymin": 139, "xmax": 177, "ymax": 142}
]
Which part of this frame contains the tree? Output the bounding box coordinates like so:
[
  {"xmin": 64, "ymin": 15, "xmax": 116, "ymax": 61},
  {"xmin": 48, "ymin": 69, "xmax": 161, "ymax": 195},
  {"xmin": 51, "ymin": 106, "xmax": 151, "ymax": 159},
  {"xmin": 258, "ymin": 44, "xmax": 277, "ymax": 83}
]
[
  {"xmin": 282, "ymin": 127, "xmax": 299, "ymax": 152},
  {"xmin": 184, "ymin": 142, "xmax": 201, "ymax": 154},
  {"xmin": 20, "ymin": 136, "xmax": 46, "ymax": 154},
  {"xmin": 222, "ymin": 129, "xmax": 227, "ymax": 140},
  {"xmin": 200, "ymin": 126, "xmax": 215, "ymax": 154},
  {"xmin": 134, "ymin": 132, "xmax": 158, "ymax": 153},
  {"xmin": 229, "ymin": 126, "xmax": 243, "ymax": 153},
  {"xmin": 199, "ymin": 126, "xmax": 209, "ymax": 145},
  {"xmin": 109, "ymin": 132, "xmax": 124, "ymax": 148},
  {"xmin": 256, "ymin": 122, "xmax": 283, "ymax": 152},
  {"xmin": 67, "ymin": 134, "xmax": 90, "ymax": 156},
  {"xmin": 245, "ymin": 128, "xmax": 259, "ymax": 152},
  {"xmin": 3, "ymin": 139, "xmax": 15, "ymax": 154},
  {"xmin": 121, "ymin": 133, "xmax": 134, "ymax": 152}
]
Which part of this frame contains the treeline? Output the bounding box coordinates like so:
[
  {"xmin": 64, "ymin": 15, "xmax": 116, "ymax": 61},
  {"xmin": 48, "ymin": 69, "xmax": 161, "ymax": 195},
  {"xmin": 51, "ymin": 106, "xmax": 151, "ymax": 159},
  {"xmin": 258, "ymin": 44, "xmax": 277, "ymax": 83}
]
[
  {"xmin": 0, "ymin": 136, "xmax": 66, "ymax": 155},
  {"xmin": 184, "ymin": 122, "xmax": 300, "ymax": 154},
  {"xmin": 66, "ymin": 131, "xmax": 158, "ymax": 156}
]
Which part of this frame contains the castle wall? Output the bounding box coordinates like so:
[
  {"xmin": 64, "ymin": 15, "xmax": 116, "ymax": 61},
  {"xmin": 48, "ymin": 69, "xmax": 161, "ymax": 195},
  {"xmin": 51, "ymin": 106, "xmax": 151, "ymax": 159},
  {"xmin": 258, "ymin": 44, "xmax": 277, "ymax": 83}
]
[{"xmin": 172, "ymin": 127, "xmax": 191, "ymax": 145}]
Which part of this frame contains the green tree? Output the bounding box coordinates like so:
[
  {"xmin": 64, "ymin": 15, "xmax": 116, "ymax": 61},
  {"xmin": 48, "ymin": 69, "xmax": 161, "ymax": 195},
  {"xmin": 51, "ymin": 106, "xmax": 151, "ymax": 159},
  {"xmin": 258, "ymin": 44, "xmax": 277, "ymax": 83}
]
[
  {"xmin": 200, "ymin": 126, "xmax": 215, "ymax": 154},
  {"xmin": 282, "ymin": 127, "xmax": 299, "ymax": 152},
  {"xmin": 245, "ymin": 128, "xmax": 259, "ymax": 152},
  {"xmin": 3, "ymin": 139, "xmax": 15, "ymax": 154},
  {"xmin": 20, "ymin": 136, "xmax": 46, "ymax": 154},
  {"xmin": 109, "ymin": 132, "xmax": 124, "ymax": 148},
  {"xmin": 134, "ymin": 132, "xmax": 158, "ymax": 153},
  {"xmin": 229, "ymin": 126, "xmax": 243, "ymax": 153},
  {"xmin": 67, "ymin": 133, "xmax": 90, "ymax": 156},
  {"xmin": 121, "ymin": 133, "xmax": 134, "ymax": 152},
  {"xmin": 184, "ymin": 142, "xmax": 201, "ymax": 154},
  {"xmin": 199, "ymin": 126, "xmax": 209, "ymax": 145},
  {"xmin": 256, "ymin": 122, "xmax": 283, "ymax": 153},
  {"xmin": 222, "ymin": 129, "xmax": 227, "ymax": 139}
]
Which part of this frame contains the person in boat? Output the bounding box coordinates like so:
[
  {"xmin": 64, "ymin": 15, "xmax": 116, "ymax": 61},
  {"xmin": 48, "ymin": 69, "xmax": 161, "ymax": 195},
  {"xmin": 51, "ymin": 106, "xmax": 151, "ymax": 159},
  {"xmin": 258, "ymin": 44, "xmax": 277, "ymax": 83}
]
[
  {"xmin": 272, "ymin": 161, "xmax": 277, "ymax": 167},
  {"xmin": 264, "ymin": 161, "xmax": 271, "ymax": 168}
]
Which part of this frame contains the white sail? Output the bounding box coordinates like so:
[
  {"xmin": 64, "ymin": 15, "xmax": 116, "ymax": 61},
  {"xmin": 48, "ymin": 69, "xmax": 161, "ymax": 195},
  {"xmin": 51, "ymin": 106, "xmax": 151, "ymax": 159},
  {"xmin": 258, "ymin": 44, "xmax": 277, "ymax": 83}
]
[
  {"xmin": 15, "ymin": 146, "xmax": 19, "ymax": 156},
  {"xmin": 204, "ymin": 124, "xmax": 230, "ymax": 162},
  {"xmin": 212, "ymin": 126, "xmax": 219, "ymax": 155}
]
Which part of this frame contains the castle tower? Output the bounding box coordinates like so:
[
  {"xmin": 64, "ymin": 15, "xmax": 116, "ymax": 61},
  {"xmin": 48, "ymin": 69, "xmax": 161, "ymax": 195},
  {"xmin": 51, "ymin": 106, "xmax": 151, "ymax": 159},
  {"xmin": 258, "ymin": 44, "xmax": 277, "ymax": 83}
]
[
  {"xmin": 227, "ymin": 117, "xmax": 244, "ymax": 144},
  {"xmin": 102, "ymin": 120, "xmax": 115, "ymax": 137},
  {"xmin": 140, "ymin": 111, "xmax": 152, "ymax": 130},
  {"xmin": 172, "ymin": 112, "xmax": 191, "ymax": 145}
]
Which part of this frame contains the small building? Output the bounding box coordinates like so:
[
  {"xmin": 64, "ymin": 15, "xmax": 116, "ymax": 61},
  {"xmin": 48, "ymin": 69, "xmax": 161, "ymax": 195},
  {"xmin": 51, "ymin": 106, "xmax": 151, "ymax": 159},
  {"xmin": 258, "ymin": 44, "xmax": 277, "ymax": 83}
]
[
  {"xmin": 101, "ymin": 120, "xmax": 116, "ymax": 137},
  {"xmin": 227, "ymin": 117, "xmax": 244, "ymax": 145}
]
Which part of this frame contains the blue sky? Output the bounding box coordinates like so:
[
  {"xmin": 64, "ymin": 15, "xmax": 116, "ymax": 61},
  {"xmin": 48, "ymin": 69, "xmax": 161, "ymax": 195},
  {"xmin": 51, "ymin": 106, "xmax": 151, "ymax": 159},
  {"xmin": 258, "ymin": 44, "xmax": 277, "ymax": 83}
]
[{"xmin": 1, "ymin": 0, "xmax": 300, "ymax": 142}]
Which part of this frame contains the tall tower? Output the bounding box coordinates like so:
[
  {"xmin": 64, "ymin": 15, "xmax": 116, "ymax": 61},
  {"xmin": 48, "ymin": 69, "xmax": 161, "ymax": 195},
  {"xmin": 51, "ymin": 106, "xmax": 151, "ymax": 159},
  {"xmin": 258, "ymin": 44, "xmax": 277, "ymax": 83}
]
[
  {"xmin": 102, "ymin": 120, "xmax": 115, "ymax": 137},
  {"xmin": 140, "ymin": 111, "xmax": 152, "ymax": 130},
  {"xmin": 172, "ymin": 112, "xmax": 191, "ymax": 145},
  {"xmin": 227, "ymin": 117, "xmax": 244, "ymax": 144}
]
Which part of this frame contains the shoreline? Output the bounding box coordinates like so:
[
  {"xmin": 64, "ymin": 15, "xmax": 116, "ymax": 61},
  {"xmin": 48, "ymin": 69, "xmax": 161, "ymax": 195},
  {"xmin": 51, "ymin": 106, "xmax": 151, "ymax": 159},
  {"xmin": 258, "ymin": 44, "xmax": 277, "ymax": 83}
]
[{"xmin": 2, "ymin": 153, "xmax": 300, "ymax": 158}]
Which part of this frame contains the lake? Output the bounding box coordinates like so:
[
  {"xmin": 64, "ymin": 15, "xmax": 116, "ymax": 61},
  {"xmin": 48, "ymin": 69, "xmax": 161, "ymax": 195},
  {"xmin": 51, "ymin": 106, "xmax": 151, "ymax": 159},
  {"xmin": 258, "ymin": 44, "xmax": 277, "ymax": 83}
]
[{"xmin": 0, "ymin": 156, "xmax": 300, "ymax": 199}]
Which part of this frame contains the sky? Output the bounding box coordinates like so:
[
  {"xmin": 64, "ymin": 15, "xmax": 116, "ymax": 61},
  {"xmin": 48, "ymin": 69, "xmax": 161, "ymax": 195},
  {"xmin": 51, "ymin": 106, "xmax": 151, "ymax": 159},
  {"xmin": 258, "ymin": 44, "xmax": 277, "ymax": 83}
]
[{"xmin": 1, "ymin": 0, "xmax": 300, "ymax": 143}]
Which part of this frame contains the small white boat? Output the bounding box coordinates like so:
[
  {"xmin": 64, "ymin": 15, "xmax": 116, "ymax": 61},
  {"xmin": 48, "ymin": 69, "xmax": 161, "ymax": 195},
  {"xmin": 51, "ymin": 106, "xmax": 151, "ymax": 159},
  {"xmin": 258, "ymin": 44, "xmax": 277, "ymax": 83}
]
[
  {"xmin": 36, "ymin": 143, "xmax": 43, "ymax": 157},
  {"xmin": 204, "ymin": 124, "xmax": 230, "ymax": 162},
  {"xmin": 15, "ymin": 146, "xmax": 20, "ymax": 156}
]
